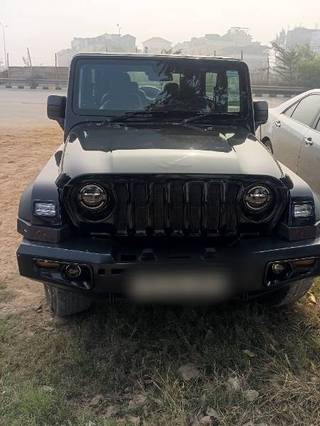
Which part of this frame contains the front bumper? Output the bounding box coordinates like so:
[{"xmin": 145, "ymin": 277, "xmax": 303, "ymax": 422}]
[{"xmin": 17, "ymin": 235, "xmax": 320, "ymax": 300}]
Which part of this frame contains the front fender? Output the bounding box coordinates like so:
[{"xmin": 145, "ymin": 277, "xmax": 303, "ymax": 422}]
[
  {"xmin": 280, "ymin": 163, "xmax": 320, "ymax": 234},
  {"xmin": 18, "ymin": 147, "xmax": 64, "ymax": 227},
  {"xmin": 281, "ymin": 164, "xmax": 315, "ymax": 199}
]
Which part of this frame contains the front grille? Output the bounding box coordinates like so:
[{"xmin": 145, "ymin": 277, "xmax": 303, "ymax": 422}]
[
  {"xmin": 64, "ymin": 175, "xmax": 288, "ymax": 238},
  {"xmin": 113, "ymin": 179, "xmax": 235, "ymax": 236}
]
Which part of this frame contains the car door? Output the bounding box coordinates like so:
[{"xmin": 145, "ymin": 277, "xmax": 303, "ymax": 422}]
[
  {"xmin": 271, "ymin": 101, "xmax": 304, "ymax": 173},
  {"xmin": 298, "ymin": 111, "xmax": 320, "ymax": 196},
  {"xmin": 273, "ymin": 94, "xmax": 320, "ymax": 175}
]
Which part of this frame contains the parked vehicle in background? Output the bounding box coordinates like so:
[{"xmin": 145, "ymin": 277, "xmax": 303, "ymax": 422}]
[
  {"xmin": 260, "ymin": 90, "xmax": 320, "ymax": 196},
  {"xmin": 16, "ymin": 55, "xmax": 320, "ymax": 317}
]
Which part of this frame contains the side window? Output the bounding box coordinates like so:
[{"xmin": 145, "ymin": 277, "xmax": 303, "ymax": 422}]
[
  {"xmin": 205, "ymin": 72, "xmax": 217, "ymax": 100},
  {"xmin": 207, "ymin": 71, "xmax": 240, "ymax": 112},
  {"xmin": 227, "ymin": 71, "xmax": 240, "ymax": 113},
  {"xmin": 290, "ymin": 94, "xmax": 320, "ymax": 127}
]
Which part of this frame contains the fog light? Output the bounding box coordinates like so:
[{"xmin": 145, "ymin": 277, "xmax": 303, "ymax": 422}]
[
  {"xmin": 64, "ymin": 264, "xmax": 82, "ymax": 279},
  {"xmin": 271, "ymin": 262, "xmax": 287, "ymax": 275}
]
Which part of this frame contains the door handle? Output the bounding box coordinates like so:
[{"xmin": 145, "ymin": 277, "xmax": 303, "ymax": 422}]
[
  {"xmin": 304, "ymin": 136, "xmax": 314, "ymax": 146},
  {"xmin": 274, "ymin": 120, "xmax": 281, "ymax": 128}
]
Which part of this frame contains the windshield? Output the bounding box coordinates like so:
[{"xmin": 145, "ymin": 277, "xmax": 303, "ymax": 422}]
[{"xmin": 73, "ymin": 57, "xmax": 249, "ymax": 121}]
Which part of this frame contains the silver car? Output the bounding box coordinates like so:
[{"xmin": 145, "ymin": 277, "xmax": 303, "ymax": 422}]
[{"xmin": 260, "ymin": 90, "xmax": 320, "ymax": 195}]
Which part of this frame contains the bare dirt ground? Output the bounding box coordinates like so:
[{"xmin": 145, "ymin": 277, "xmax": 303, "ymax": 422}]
[{"xmin": 0, "ymin": 125, "xmax": 61, "ymax": 315}]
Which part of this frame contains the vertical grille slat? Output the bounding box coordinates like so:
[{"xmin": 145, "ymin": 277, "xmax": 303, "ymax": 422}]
[
  {"xmin": 114, "ymin": 182, "xmax": 129, "ymax": 234},
  {"xmin": 206, "ymin": 181, "xmax": 221, "ymax": 234},
  {"xmin": 152, "ymin": 183, "xmax": 165, "ymax": 233},
  {"xmin": 132, "ymin": 182, "xmax": 148, "ymax": 234},
  {"xmin": 224, "ymin": 183, "xmax": 240, "ymax": 234},
  {"xmin": 188, "ymin": 182, "xmax": 203, "ymax": 234},
  {"xmin": 168, "ymin": 181, "xmax": 184, "ymax": 233}
]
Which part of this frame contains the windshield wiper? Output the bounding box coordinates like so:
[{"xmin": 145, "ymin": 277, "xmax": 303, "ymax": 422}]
[
  {"xmin": 108, "ymin": 111, "xmax": 154, "ymax": 123},
  {"xmin": 182, "ymin": 112, "xmax": 216, "ymax": 125}
]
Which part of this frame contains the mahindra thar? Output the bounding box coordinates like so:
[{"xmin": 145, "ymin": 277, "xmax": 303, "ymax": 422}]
[{"xmin": 17, "ymin": 54, "xmax": 320, "ymax": 316}]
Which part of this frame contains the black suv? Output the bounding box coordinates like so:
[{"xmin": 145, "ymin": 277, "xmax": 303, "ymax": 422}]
[{"xmin": 17, "ymin": 54, "xmax": 320, "ymax": 316}]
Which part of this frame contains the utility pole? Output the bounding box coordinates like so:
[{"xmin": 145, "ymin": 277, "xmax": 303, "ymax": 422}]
[
  {"xmin": 0, "ymin": 22, "xmax": 8, "ymax": 68},
  {"xmin": 116, "ymin": 24, "xmax": 121, "ymax": 36},
  {"xmin": 27, "ymin": 48, "xmax": 32, "ymax": 68},
  {"xmin": 266, "ymin": 56, "xmax": 270, "ymax": 84}
]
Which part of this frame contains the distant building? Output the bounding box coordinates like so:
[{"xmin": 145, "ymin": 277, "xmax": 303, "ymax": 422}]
[
  {"xmin": 174, "ymin": 28, "xmax": 268, "ymax": 71},
  {"xmin": 275, "ymin": 27, "xmax": 320, "ymax": 53},
  {"xmin": 56, "ymin": 49, "xmax": 74, "ymax": 67},
  {"xmin": 285, "ymin": 27, "xmax": 320, "ymax": 53},
  {"xmin": 142, "ymin": 37, "xmax": 172, "ymax": 54},
  {"xmin": 56, "ymin": 33, "xmax": 137, "ymax": 67},
  {"xmin": 71, "ymin": 33, "xmax": 136, "ymax": 52}
]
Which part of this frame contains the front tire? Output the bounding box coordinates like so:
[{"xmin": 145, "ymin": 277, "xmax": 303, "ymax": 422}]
[
  {"xmin": 259, "ymin": 278, "xmax": 314, "ymax": 307},
  {"xmin": 44, "ymin": 284, "xmax": 92, "ymax": 317}
]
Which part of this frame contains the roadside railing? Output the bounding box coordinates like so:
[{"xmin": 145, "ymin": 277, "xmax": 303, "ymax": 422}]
[
  {"xmin": 0, "ymin": 78, "xmax": 68, "ymax": 90},
  {"xmin": 251, "ymin": 85, "xmax": 309, "ymax": 97}
]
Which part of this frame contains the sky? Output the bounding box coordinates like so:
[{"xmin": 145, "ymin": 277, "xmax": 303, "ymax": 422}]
[{"xmin": 1, "ymin": 0, "xmax": 320, "ymax": 65}]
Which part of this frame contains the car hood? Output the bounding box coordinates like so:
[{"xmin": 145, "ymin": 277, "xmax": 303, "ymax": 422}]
[{"xmin": 60, "ymin": 124, "xmax": 284, "ymax": 179}]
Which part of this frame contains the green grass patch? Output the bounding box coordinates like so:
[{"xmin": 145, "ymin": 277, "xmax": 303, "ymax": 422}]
[
  {"xmin": 0, "ymin": 385, "xmax": 74, "ymax": 426},
  {"xmin": 0, "ymin": 280, "xmax": 320, "ymax": 425}
]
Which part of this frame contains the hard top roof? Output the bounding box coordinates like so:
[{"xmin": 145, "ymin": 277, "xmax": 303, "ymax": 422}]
[{"xmin": 72, "ymin": 52, "xmax": 243, "ymax": 63}]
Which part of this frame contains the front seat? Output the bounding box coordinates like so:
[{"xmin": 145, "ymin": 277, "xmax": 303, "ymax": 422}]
[{"xmin": 100, "ymin": 73, "xmax": 141, "ymax": 111}]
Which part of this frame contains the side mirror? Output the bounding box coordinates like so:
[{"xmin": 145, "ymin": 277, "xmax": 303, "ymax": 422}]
[
  {"xmin": 47, "ymin": 95, "xmax": 66, "ymax": 128},
  {"xmin": 254, "ymin": 101, "xmax": 268, "ymax": 127}
]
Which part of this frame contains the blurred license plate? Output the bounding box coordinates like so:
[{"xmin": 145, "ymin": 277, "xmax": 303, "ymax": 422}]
[{"xmin": 126, "ymin": 269, "xmax": 231, "ymax": 303}]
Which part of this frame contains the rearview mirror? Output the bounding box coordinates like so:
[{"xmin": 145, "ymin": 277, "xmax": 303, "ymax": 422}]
[
  {"xmin": 47, "ymin": 95, "xmax": 66, "ymax": 128},
  {"xmin": 254, "ymin": 101, "xmax": 268, "ymax": 127}
]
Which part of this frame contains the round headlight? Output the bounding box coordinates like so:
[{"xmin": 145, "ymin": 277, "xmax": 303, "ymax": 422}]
[
  {"xmin": 244, "ymin": 185, "xmax": 272, "ymax": 212},
  {"xmin": 79, "ymin": 184, "xmax": 108, "ymax": 210}
]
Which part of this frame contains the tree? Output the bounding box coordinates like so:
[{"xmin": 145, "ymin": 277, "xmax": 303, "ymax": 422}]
[
  {"xmin": 272, "ymin": 42, "xmax": 320, "ymax": 87},
  {"xmin": 297, "ymin": 55, "xmax": 320, "ymax": 87},
  {"xmin": 272, "ymin": 42, "xmax": 300, "ymax": 84}
]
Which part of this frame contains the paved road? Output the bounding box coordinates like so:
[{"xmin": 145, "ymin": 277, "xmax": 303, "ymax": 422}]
[
  {"xmin": 0, "ymin": 86, "xmax": 286, "ymax": 127},
  {"xmin": 0, "ymin": 87, "xmax": 66, "ymax": 127}
]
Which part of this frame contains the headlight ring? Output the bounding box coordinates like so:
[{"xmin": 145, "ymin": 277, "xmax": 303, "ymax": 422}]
[
  {"xmin": 243, "ymin": 184, "xmax": 273, "ymax": 213},
  {"xmin": 78, "ymin": 184, "xmax": 109, "ymax": 210}
]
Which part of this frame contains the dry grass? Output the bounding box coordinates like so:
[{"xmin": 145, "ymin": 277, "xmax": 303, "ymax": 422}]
[{"xmin": 0, "ymin": 126, "xmax": 320, "ymax": 425}]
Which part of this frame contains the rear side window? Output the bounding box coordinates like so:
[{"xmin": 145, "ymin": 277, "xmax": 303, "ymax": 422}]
[
  {"xmin": 205, "ymin": 70, "xmax": 240, "ymax": 112},
  {"xmin": 290, "ymin": 94, "xmax": 320, "ymax": 127}
]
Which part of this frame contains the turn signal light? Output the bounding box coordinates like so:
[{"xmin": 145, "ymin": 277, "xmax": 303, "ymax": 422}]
[
  {"xmin": 292, "ymin": 258, "xmax": 316, "ymax": 268},
  {"xmin": 34, "ymin": 259, "xmax": 59, "ymax": 269}
]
